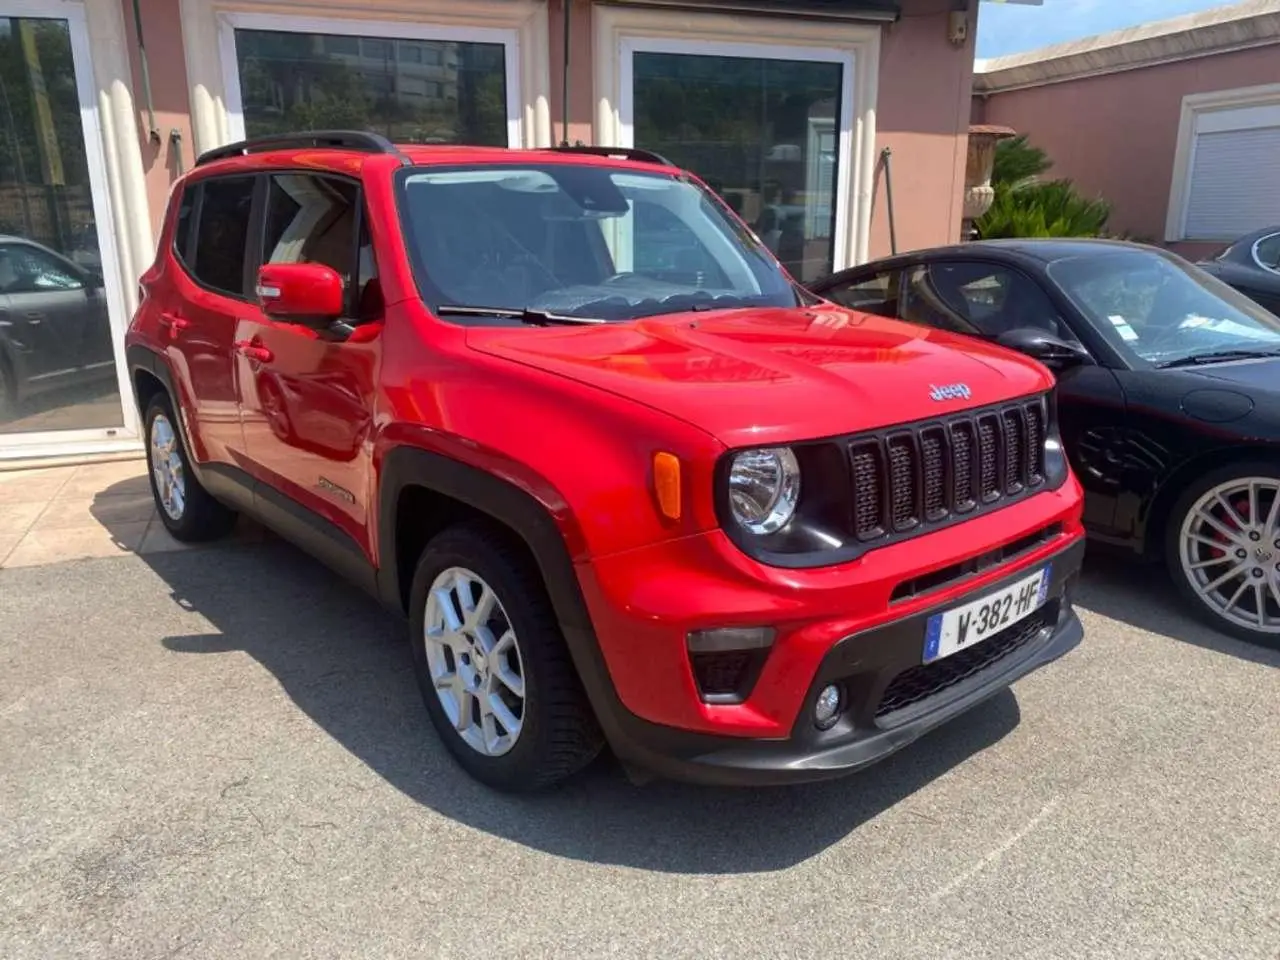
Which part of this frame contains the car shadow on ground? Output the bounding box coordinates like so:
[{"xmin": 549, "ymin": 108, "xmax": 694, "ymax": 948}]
[
  {"xmin": 1073, "ymin": 551, "xmax": 1280, "ymax": 668},
  {"xmin": 94, "ymin": 483, "xmax": 1021, "ymax": 874}
]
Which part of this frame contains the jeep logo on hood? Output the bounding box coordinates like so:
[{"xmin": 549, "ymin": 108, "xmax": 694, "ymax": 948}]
[{"xmin": 929, "ymin": 383, "xmax": 972, "ymax": 402}]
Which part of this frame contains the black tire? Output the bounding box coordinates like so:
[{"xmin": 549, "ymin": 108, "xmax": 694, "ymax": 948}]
[
  {"xmin": 1164, "ymin": 461, "xmax": 1280, "ymax": 649},
  {"xmin": 144, "ymin": 393, "xmax": 237, "ymax": 542},
  {"xmin": 408, "ymin": 522, "xmax": 603, "ymax": 791}
]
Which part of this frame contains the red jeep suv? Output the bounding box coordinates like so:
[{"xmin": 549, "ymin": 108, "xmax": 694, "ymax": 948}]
[{"xmin": 126, "ymin": 131, "xmax": 1086, "ymax": 792}]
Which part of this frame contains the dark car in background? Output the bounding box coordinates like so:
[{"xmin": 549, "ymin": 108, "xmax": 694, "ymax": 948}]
[
  {"xmin": 1197, "ymin": 226, "xmax": 1280, "ymax": 315},
  {"xmin": 809, "ymin": 239, "xmax": 1280, "ymax": 648},
  {"xmin": 0, "ymin": 235, "xmax": 114, "ymax": 423}
]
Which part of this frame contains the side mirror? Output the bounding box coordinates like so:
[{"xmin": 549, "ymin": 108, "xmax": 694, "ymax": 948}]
[
  {"xmin": 257, "ymin": 263, "xmax": 344, "ymax": 325},
  {"xmin": 996, "ymin": 327, "xmax": 1093, "ymax": 370}
]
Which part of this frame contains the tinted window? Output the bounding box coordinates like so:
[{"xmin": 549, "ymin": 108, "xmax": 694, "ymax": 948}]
[
  {"xmin": 902, "ymin": 262, "xmax": 1066, "ymax": 339},
  {"xmin": 397, "ymin": 164, "xmax": 800, "ymax": 322},
  {"xmin": 174, "ymin": 185, "xmax": 196, "ymax": 266},
  {"xmin": 1254, "ymin": 233, "xmax": 1280, "ymax": 271},
  {"xmin": 821, "ymin": 270, "xmax": 899, "ymax": 316},
  {"xmin": 192, "ymin": 176, "xmax": 255, "ymax": 296},
  {"xmin": 262, "ymin": 174, "xmax": 378, "ymax": 320},
  {"xmin": 1048, "ymin": 250, "xmax": 1280, "ymax": 365}
]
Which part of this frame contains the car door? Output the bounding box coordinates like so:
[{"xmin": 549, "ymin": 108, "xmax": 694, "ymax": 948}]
[
  {"xmin": 888, "ymin": 259, "xmax": 1133, "ymax": 537},
  {"xmin": 235, "ymin": 171, "xmax": 381, "ymax": 561},
  {"xmin": 165, "ymin": 175, "xmax": 255, "ymax": 467}
]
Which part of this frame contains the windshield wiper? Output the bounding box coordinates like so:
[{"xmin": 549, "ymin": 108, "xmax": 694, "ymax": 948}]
[
  {"xmin": 435, "ymin": 304, "xmax": 605, "ymax": 326},
  {"xmin": 1157, "ymin": 347, "xmax": 1280, "ymax": 368}
]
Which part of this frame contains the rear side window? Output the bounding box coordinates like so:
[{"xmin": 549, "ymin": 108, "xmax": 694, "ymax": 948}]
[{"xmin": 191, "ymin": 176, "xmax": 255, "ymax": 297}]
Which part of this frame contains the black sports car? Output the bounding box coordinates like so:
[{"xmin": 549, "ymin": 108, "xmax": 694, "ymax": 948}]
[
  {"xmin": 1197, "ymin": 226, "xmax": 1280, "ymax": 315},
  {"xmin": 809, "ymin": 238, "xmax": 1280, "ymax": 647}
]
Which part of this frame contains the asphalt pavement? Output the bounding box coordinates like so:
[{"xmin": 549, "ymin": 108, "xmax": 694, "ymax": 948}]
[{"xmin": 2, "ymin": 538, "xmax": 1279, "ymax": 959}]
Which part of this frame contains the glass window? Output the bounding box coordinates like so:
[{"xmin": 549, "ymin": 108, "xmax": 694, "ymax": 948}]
[
  {"xmin": 192, "ymin": 176, "xmax": 255, "ymax": 296},
  {"xmin": 0, "ymin": 243, "xmax": 84, "ymax": 293},
  {"xmin": 174, "ymin": 184, "xmax": 196, "ymax": 266},
  {"xmin": 0, "ymin": 16, "xmax": 122, "ymax": 436},
  {"xmin": 1253, "ymin": 233, "xmax": 1280, "ymax": 272},
  {"xmin": 904, "ymin": 262, "xmax": 1067, "ymax": 340},
  {"xmin": 822, "ymin": 271, "xmax": 900, "ymax": 316},
  {"xmin": 234, "ymin": 29, "xmax": 507, "ymax": 145},
  {"xmin": 632, "ymin": 52, "xmax": 843, "ymax": 283},
  {"xmin": 262, "ymin": 173, "xmax": 378, "ymax": 318},
  {"xmin": 396, "ymin": 164, "xmax": 801, "ymax": 322},
  {"xmin": 1048, "ymin": 250, "xmax": 1280, "ymax": 366}
]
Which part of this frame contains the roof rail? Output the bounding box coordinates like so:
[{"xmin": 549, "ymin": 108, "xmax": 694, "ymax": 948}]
[
  {"xmin": 546, "ymin": 145, "xmax": 675, "ymax": 167},
  {"xmin": 195, "ymin": 130, "xmax": 407, "ymax": 168}
]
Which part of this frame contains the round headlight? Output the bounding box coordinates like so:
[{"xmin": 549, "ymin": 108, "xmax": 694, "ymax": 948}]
[{"xmin": 728, "ymin": 447, "xmax": 801, "ymax": 535}]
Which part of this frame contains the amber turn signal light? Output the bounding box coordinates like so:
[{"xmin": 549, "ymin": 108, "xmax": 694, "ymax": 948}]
[{"xmin": 653, "ymin": 451, "xmax": 682, "ymax": 521}]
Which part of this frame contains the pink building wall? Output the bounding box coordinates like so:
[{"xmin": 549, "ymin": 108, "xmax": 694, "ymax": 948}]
[
  {"xmin": 120, "ymin": 0, "xmax": 195, "ymax": 242},
  {"xmin": 977, "ymin": 44, "xmax": 1280, "ymax": 260},
  {"xmin": 871, "ymin": 0, "xmax": 974, "ymax": 257}
]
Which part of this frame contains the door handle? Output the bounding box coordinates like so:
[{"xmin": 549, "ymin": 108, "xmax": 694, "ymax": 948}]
[
  {"xmin": 234, "ymin": 339, "xmax": 274, "ymax": 364},
  {"xmin": 159, "ymin": 313, "xmax": 190, "ymax": 340},
  {"xmin": 24, "ymin": 312, "xmax": 44, "ymax": 325}
]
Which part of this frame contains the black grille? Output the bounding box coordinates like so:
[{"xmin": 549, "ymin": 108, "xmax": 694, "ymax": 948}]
[
  {"xmin": 876, "ymin": 607, "xmax": 1053, "ymax": 719},
  {"xmin": 849, "ymin": 396, "xmax": 1049, "ymax": 544}
]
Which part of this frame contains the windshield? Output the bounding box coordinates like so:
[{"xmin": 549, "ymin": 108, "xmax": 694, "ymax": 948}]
[
  {"xmin": 395, "ymin": 164, "xmax": 802, "ymax": 323},
  {"xmin": 1046, "ymin": 249, "xmax": 1280, "ymax": 366}
]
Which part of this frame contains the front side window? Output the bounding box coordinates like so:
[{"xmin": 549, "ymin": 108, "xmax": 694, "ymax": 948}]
[
  {"xmin": 396, "ymin": 164, "xmax": 802, "ymax": 322},
  {"xmin": 191, "ymin": 176, "xmax": 256, "ymax": 296},
  {"xmin": 263, "ymin": 174, "xmax": 379, "ymax": 320},
  {"xmin": 821, "ymin": 270, "xmax": 899, "ymax": 316},
  {"xmin": 1048, "ymin": 250, "xmax": 1280, "ymax": 366},
  {"xmin": 0, "ymin": 244, "xmax": 84, "ymax": 293},
  {"xmin": 907, "ymin": 262, "xmax": 1067, "ymax": 340}
]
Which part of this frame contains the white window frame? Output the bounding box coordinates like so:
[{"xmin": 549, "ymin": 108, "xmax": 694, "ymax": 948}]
[
  {"xmin": 1165, "ymin": 82, "xmax": 1280, "ymax": 243},
  {"xmin": 593, "ymin": 5, "xmax": 880, "ymax": 271},
  {"xmin": 180, "ymin": 0, "xmax": 552, "ymax": 157},
  {"xmin": 0, "ymin": 0, "xmax": 141, "ymax": 461}
]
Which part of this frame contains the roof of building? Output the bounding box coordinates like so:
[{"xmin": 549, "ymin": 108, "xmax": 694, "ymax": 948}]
[{"xmin": 974, "ymin": 0, "xmax": 1280, "ymax": 94}]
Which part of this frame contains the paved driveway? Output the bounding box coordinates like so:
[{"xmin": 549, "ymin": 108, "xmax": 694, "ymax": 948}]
[{"xmin": 2, "ymin": 483, "xmax": 1279, "ymax": 958}]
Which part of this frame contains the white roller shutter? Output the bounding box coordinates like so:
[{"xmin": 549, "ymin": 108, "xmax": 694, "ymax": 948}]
[{"xmin": 1183, "ymin": 102, "xmax": 1280, "ymax": 241}]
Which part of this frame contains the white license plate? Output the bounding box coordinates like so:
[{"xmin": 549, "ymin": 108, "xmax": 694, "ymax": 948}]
[{"xmin": 923, "ymin": 565, "xmax": 1052, "ymax": 664}]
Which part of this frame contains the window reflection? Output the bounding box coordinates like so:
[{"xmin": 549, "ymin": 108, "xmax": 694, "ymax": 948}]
[
  {"xmin": 0, "ymin": 17, "xmax": 119, "ymax": 435},
  {"xmin": 632, "ymin": 52, "xmax": 843, "ymax": 283},
  {"xmin": 234, "ymin": 29, "xmax": 509, "ymax": 146}
]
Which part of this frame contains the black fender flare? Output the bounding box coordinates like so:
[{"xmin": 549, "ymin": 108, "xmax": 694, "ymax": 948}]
[{"xmin": 376, "ymin": 446, "xmax": 635, "ymax": 740}]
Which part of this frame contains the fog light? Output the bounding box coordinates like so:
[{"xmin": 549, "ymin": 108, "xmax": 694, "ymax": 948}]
[{"xmin": 814, "ymin": 684, "xmax": 842, "ymax": 730}]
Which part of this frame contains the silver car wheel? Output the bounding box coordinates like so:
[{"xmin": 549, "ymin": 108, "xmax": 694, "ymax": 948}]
[
  {"xmin": 1179, "ymin": 476, "xmax": 1280, "ymax": 635},
  {"xmin": 423, "ymin": 566, "xmax": 526, "ymax": 757},
  {"xmin": 149, "ymin": 413, "xmax": 186, "ymax": 521}
]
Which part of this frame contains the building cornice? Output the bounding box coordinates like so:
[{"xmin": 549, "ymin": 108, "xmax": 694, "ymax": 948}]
[{"xmin": 974, "ymin": 0, "xmax": 1280, "ymax": 95}]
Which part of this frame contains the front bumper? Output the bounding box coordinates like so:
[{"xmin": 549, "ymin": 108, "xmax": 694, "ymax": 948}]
[{"xmin": 596, "ymin": 536, "xmax": 1085, "ymax": 786}]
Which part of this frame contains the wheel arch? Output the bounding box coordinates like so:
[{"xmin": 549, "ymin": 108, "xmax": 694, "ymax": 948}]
[
  {"xmin": 376, "ymin": 445, "xmax": 624, "ymax": 733},
  {"xmin": 376, "ymin": 446, "xmax": 592, "ymax": 631},
  {"xmin": 1142, "ymin": 444, "xmax": 1280, "ymax": 559}
]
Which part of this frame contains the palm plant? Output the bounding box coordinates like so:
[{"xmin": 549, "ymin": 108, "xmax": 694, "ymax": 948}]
[{"xmin": 976, "ymin": 135, "xmax": 1112, "ymax": 240}]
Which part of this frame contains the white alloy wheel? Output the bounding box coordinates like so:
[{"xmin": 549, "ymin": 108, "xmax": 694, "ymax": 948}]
[
  {"xmin": 150, "ymin": 412, "xmax": 186, "ymax": 521},
  {"xmin": 1178, "ymin": 476, "xmax": 1280, "ymax": 636},
  {"xmin": 423, "ymin": 566, "xmax": 526, "ymax": 757}
]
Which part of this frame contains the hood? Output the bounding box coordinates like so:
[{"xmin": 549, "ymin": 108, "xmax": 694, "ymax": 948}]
[
  {"xmin": 466, "ymin": 305, "xmax": 1053, "ymax": 448},
  {"xmin": 1184, "ymin": 355, "xmax": 1280, "ymax": 393}
]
